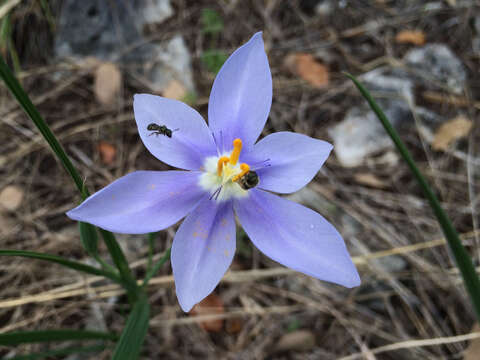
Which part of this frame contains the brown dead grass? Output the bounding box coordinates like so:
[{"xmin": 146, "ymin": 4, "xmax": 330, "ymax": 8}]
[{"xmin": 1, "ymin": 0, "xmax": 480, "ymax": 359}]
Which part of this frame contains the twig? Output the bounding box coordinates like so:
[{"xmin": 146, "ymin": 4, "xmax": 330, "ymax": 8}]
[
  {"xmin": 339, "ymin": 331, "xmax": 480, "ymax": 360},
  {"xmin": 0, "ymin": 231, "xmax": 477, "ymax": 309}
]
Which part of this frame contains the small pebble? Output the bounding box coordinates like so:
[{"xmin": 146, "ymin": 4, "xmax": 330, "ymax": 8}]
[{"xmin": 0, "ymin": 185, "xmax": 24, "ymax": 211}]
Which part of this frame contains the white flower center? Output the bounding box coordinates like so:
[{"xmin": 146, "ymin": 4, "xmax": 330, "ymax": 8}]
[{"xmin": 199, "ymin": 138, "xmax": 254, "ymax": 201}]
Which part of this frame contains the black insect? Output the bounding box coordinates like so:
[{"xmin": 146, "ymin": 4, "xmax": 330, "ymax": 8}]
[
  {"xmin": 147, "ymin": 123, "xmax": 178, "ymax": 138},
  {"xmin": 237, "ymin": 171, "xmax": 259, "ymax": 190}
]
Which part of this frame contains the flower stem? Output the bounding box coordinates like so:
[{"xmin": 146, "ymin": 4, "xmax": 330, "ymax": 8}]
[
  {"xmin": 146, "ymin": 232, "xmax": 156, "ymax": 273},
  {"xmin": 94, "ymin": 254, "xmax": 119, "ymax": 275},
  {"xmin": 100, "ymin": 229, "xmax": 139, "ymax": 303},
  {"xmin": 346, "ymin": 72, "xmax": 480, "ymax": 322}
]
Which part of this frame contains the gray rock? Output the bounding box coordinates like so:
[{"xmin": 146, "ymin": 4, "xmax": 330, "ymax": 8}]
[
  {"xmin": 139, "ymin": 0, "xmax": 173, "ymax": 25},
  {"xmin": 330, "ymin": 67, "xmax": 444, "ymax": 167},
  {"xmin": 149, "ymin": 36, "xmax": 195, "ymax": 93},
  {"xmin": 329, "ymin": 87, "xmax": 417, "ymax": 168},
  {"xmin": 125, "ymin": 37, "xmax": 195, "ymax": 93},
  {"xmin": 329, "ymin": 106, "xmax": 395, "ymax": 167},
  {"xmin": 56, "ymin": 0, "xmax": 173, "ymax": 58},
  {"xmin": 334, "ymin": 67, "xmax": 414, "ymax": 168},
  {"xmin": 361, "ymin": 67, "xmax": 414, "ymax": 101},
  {"xmin": 56, "ymin": 0, "xmax": 142, "ymax": 59},
  {"xmin": 473, "ymin": 16, "xmax": 480, "ymax": 55},
  {"xmin": 404, "ymin": 44, "xmax": 466, "ymax": 94},
  {"xmin": 55, "ymin": 0, "xmax": 194, "ymax": 93},
  {"xmin": 330, "ymin": 102, "xmax": 442, "ymax": 167}
]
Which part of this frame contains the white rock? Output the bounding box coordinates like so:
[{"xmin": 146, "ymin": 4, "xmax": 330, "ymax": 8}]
[
  {"xmin": 404, "ymin": 44, "xmax": 466, "ymax": 94},
  {"xmin": 361, "ymin": 67, "xmax": 414, "ymax": 102},
  {"xmin": 139, "ymin": 0, "xmax": 173, "ymax": 25},
  {"xmin": 329, "ymin": 107, "xmax": 394, "ymax": 167},
  {"xmin": 330, "ymin": 66, "xmax": 443, "ymax": 167},
  {"xmin": 150, "ymin": 35, "xmax": 195, "ymax": 93}
]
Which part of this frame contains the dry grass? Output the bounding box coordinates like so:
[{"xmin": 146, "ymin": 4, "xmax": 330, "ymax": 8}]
[{"xmin": 1, "ymin": 0, "xmax": 480, "ymax": 359}]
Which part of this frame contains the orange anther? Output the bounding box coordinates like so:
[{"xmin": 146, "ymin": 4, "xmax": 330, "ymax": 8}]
[
  {"xmin": 230, "ymin": 138, "xmax": 242, "ymax": 165},
  {"xmin": 232, "ymin": 163, "xmax": 250, "ymax": 182},
  {"xmin": 217, "ymin": 156, "xmax": 230, "ymax": 176}
]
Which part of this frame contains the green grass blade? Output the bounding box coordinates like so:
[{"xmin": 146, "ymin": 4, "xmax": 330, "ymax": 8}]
[
  {"xmin": 111, "ymin": 294, "xmax": 150, "ymax": 360},
  {"xmin": 0, "ymin": 330, "xmax": 117, "ymax": 346},
  {"xmin": 79, "ymin": 221, "xmax": 118, "ymax": 274},
  {"xmin": 100, "ymin": 229, "xmax": 139, "ymax": 302},
  {"xmin": 0, "ymin": 250, "xmax": 121, "ymax": 283},
  {"xmin": 0, "ymin": 55, "xmax": 86, "ymax": 198},
  {"xmin": 142, "ymin": 247, "xmax": 171, "ymax": 288},
  {"xmin": 0, "ymin": 54, "xmax": 137, "ymax": 296},
  {"xmin": 8, "ymin": 36, "xmax": 21, "ymax": 74},
  {"xmin": 8, "ymin": 344, "xmax": 106, "ymax": 360},
  {"xmin": 201, "ymin": 49, "xmax": 228, "ymax": 74},
  {"xmin": 0, "ymin": 14, "xmax": 10, "ymax": 54},
  {"xmin": 201, "ymin": 8, "xmax": 224, "ymax": 35},
  {"xmin": 79, "ymin": 221, "xmax": 99, "ymax": 257},
  {"xmin": 39, "ymin": 0, "xmax": 56, "ymax": 32},
  {"xmin": 346, "ymin": 72, "xmax": 480, "ymax": 321}
]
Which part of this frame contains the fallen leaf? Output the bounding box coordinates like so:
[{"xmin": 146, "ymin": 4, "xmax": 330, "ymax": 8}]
[
  {"xmin": 395, "ymin": 30, "xmax": 426, "ymax": 46},
  {"xmin": 94, "ymin": 62, "xmax": 122, "ymax": 106},
  {"xmin": 0, "ymin": 185, "xmax": 23, "ymax": 211},
  {"xmin": 432, "ymin": 116, "xmax": 472, "ymax": 151},
  {"xmin": 285, "ymin": 53, "xmax": 329, "ymax": 88},
  {"xmin": 162, "ymin": 79, "xmax": 187, "ymax": 100},
  {"xmin": 189, "ymin": 293, "xmax": 224, "ymax": 332},
  {"xmin": 464, "ymin": 324, "xmax": 480, "ymax": 360},
  {"xmin": 354, "ymin": 173, "xmax": 388, "ymax": 189},
  {"xmin": 225, "ymin": 317, "xmax": 243, "ymax": 334},
  {"xmin": 97, "ymin": 141, "xmax": 117, "ymax": 165},
  {"xmin": 274, "ymin": 330, "xmax": 316, "ymax": 353}
]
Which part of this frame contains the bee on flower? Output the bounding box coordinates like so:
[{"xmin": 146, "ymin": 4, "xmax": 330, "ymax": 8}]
[{"xmin": 67, "ymin": 32, "xmax": 360, "ymax": 312}]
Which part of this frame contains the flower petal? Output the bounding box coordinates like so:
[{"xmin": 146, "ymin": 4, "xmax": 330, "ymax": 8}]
[
  {"xmin": 67, "ymin": 171, "xmax": 206, "ymax": 234},
  {"xmin": 208, "ymin": 32, "xmax": 272, "ymax": 152},
  {"xmin": 134, "ymin": 94, "xmax": 217, "ymax": 170},
  {"xmin": 172, "ymin": 198, "xmax": 235, "ymax": 312},
  {"xmin": 234, "ymin": 189, "xmax": 360, "ymax": 288},
  {"xmin": 243, "ymin": 131, "xmax": 333, "ymax": 193}
]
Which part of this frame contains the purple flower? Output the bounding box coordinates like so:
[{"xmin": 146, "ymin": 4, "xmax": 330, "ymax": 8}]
[{"xmin": 67, "ymin": 32, "xmax": 360, "ymax": 311}]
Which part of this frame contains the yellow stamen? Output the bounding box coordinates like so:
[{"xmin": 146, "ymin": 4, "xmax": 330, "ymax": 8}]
[
  {"xmin": 230, "ymin": 138, "xmax": 242, "ymax": 166},
  {"xmin": 217, "ymin": 156, "xmax": 230, "ymax": 176},
  {"xmin": 232, "ymin": 163, "xmax": 250, "ymax": 182}
]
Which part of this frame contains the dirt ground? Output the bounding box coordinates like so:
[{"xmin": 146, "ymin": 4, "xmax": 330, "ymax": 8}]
[{"xmin": 1, "ymin": 1, "xmax": 480, "ymax": 359}]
